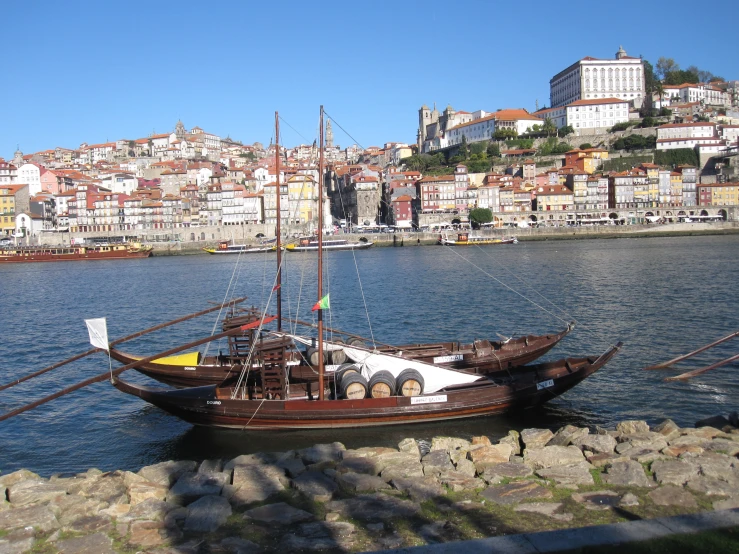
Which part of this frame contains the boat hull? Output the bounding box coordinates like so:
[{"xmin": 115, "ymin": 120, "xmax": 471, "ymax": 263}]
[
  {"xmin": 0, "ymin": 245, "xmax": 152, "ymax": 263},
  {"xmin": 286, "ymin": 242, "xmax": 373, "ymax": 252},
  {"xmin": 112, "ymin": 344, "xmax": 621, "ymax": 430}
]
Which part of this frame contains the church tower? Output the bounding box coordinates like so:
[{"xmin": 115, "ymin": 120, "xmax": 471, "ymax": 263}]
[
  {"xmin": 12, "ymin": 146, "xmax": 23, "ymax": 167},
  {"xmin": 326, "ymin": 119, "xmax": 334, "ymax": 149},
  {"xmin": 418, "ymin": 104, "xmax": 431, "ymax": 150},
  {"xmin": 616, "ymin": 45, "xmax": 627, "ymax": 60},
  {"xmin": 175, "ymin": 119, "xmax": 186, "ymax": 140}
]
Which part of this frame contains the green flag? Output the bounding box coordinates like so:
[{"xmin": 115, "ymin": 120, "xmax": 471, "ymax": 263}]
[{"xmin": 311, "ymin": 294, "xmax": 330, "ymax": 311}]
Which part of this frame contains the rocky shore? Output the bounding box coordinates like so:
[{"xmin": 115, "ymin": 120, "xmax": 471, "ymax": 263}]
[{"xmin": 2, "ymin": 416, "xmax": 739, "ymax": 553}]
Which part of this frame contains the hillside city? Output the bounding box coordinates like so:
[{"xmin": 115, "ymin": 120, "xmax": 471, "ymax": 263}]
[{"xmin": 1, "ymin": 46, "xmax": 738, "ymax": 243}]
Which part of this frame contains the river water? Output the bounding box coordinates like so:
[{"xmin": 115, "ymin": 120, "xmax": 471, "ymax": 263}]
[{"xmin": 1, "ymin": 235, "xmax": 738, "ymax": 476}]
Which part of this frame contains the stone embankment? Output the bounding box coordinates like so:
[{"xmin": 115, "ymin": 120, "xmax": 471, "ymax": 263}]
[{"xmin": 2, "ymin": 415, "xmax": 739, "ymax": 553}]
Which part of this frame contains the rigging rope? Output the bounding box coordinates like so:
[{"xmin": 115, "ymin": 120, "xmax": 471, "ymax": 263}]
[{"xmin": 440, "ymin": 244, "xmax": 572, "ymax": 326}]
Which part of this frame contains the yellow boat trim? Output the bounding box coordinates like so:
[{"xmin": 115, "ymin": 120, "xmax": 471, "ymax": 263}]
[{"xmin": 133, "ymin": 351, "xmax": 201, "ymax": 366}]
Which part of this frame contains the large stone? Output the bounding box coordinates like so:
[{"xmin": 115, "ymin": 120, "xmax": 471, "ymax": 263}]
[
  {"xmin": 56, "ymin": 532, "xmax": 115, "ymax": 554},
  {"xmin": 524, "ymin": 445, "xmax": 585, "ymax": 469},
  {"xmin": 0, "ymin": 529, "xmax": 35, "ymax": 554},
  {"xmin": 668, "ymin": 435, "xmax": 710, "ymax": 449},
  {"xmin": 391, "ymin": 477, "xmax": 444, "ymax": 502},
  {"xmin": 224, "ymin": 451, "xmax": 294, "ymax": 470},
  {"xmin": 167, "ymin": 471, "xmax": 230, "ymax": 505},
  {"xmin": 653, "ymin": 419, "xmax": 681, "ymax": 441},
  {"xmin": 197, "ymin": 459, "xmax": 223, "ymax": 475},
  {"xmin": 292, "ymin": 471, "xmax": 339, "ymax": 502},
  {"xmin": 0, "ymin": 470, "xmax": 40, "ymax": 489},
  {"xmin": 662, "ymin": 445, "xmax": 705, "ymax": 458},
  {"xmin": 616, "ymin": 446, "xmax": 667, "ymax": 464},
  {"xmin": 573, "ymin": 434, "xmax": 616, "ymax": 454},
  {"xmin": 53, "ymin": 495, "xmax": 107, "ymax": 527},
  {"xmin": 128, "ymin": 480, "xmax": 169, "ymax": 505},
  {"xmin": 471, "ymin": 435, "xmax": 492, "ymax": 447},
  {"xmin": 124, "ymin": 497, "xmax": 176, "ymax": 522},
  {"xmin": 0, "ymin": 504, "xmax": 59, "ymax": 532},
  {"xmin": 397, "ymin": 438, "xmax": 421, "ymax": 458},
  {"xmin": 228, "ymin": 465, "xmax": 286, "ymax": 505},
  {"xmin": 697, "ymin": 455, "xmax": 738, "ymax": 483},
  {"xmin": 480, "ymin": 481, "xmax": 553, "ymax": 505},
  {"xmin": 138, "ymin": 460, "xmax": 197, "ymax": 487},
  {"xmin": 651, "ymin": 459, "xmax": 700, "ymax": 486},
  {"xmin": 128, "ymin": 520, "xmax": 168, "ymax": 548},
  {"xmin": 336, "ymin": 456, "xmax": 385, "ymax": 476},
  {"xmin": 336, "ymin": 472, "xmax": 391, "ymax": 493},
  {"xmin": 325, "ymin": 493, "xmax": 421, "ymax": 521},
  {"xmin": 78, "ymin": 473, "xmax": 128, "ymax": 505},
  {"xmin": 536, "ymin": 462, "xmax": 594, "ymax": 486},
  {"xmin": 430, "ymin": 436, "xmax": 471, "ymax": 452},
  {"xmin": 713, "ymin": 497, "xmax": 739, "ymax": 510},
  {"xmin": 184, "ymin": 495, "xmax": 232, "ymax": 532},
  {"xmin": 618, "ymin": 432, "xmax": 669, "ymax": 452},
  {"xmin": 547, "ymin": 425, "xmax": 589, "ymax": 447},
  {"xmin": 7, "ymin": 480, "xmax": 67, "ymax": 506},
  {"xmin": 453, "ymin": 458, "xmax": 476, "ymax": 477},
  {"xmin": 705, "ymin": 438, "xmax": 739, "ymax": 456},
  {"xmin": 686, "ymin": 477, "xmax": 736, "ymax": 496},
  {"xmin": 421, "ymin": 450, "xmax": 454, "ymax": 477},
  {"xmin": 616, "ymin": 420, "xmax": 650, "ymax": 434},
  {"xmin": 498, "ymin": 430, "xmax": 521, "ymax": 456},
  {"xmin": 480, "ymin": 462, "xmax": 533, "ymax": 483},
  {"xmin": 587, "ymin": 453, "xmax": 628, "ymax": 468},
  {"xmin": 468, "ymin": 444, "xmax": 513, "ymax": 468},
  {"xmin": 379, "ymin": 452, "xmax": 424, "ymax": 482},
  {"xmin": 298, "ymin": 442, "xmax": 346, "ymax": 464},
  {"xmin": 514, "ymin": 502, "xmax": 573, "ymax": 521},
  {"xmin": 684, "ymin": 426, "xmax": 722, "ymax": 439},
  {"xmin": 244, "ymin": 502, "xmax": 313, "ymax": 524},
  {"xmin": 64, "ymin": 514, "xmax": 113, "ymax": 535},
  {"xmin": 278, "ymin": 457, "xmax": 306, "ymax": 478},
  {"xmin": 648, "ymin": 485, "xmax": 697, "ymax": 508},
  {"xmin": 602, "ymin": 460, "xmax": 653, "ymax": 487},
  {"xmin": 218, "ymin": 537, "xmax": 262, "ymax": 554},
  {"xmin": 521, "ymin": 428, "xmax": 554, "ymax": 450}
]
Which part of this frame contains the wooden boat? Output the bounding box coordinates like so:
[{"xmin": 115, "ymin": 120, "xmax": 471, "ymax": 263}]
[
  {"xmin": 286, "ymin": 237, "xmax": 373, "ymax": 252},
  {"xmin": 0, "ymin": 242, "xmax": 152, "ymax": 263},
  {"xmin": 203, "ymin": 239, "xmax": 276, "ymax": 255},
  {"xmin": 112, "ymin": 342, "xmax": 622, "ymax": 429},
  {"xmin": 438, "ymin": 232, "xmax": 517, "ymax": 246},
  {"xmin": 108, "ymin": 320, "xmax": 575, "ymax": 388}
]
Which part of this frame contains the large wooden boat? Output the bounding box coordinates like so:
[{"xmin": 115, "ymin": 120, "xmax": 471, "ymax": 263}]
[
  {"xmin": 203, "ymin": 239, "xmax": 276, "ymax": 255},
  {"xmin": 0, "ymin": 242, "xmax": 152, "ymax": 263},
  {"xmin": 286, "ymin": 237, "xmax": 373, "ymax": 252},
  {"xmin": 112, "ymin": 342, "xmax": 622, "ymax": 429},
  {"xmin": 438, "ymin": 232, "xmax": 517, "ymax": 246}
]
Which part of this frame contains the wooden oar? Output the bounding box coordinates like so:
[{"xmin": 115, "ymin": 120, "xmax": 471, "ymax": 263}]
[
  {"xmin": 643, "ymin": 330, "xmax": 739, "ymax": 370},
  {"xmin": 665, "ymin": 353, "xmax": 739, "ymax": 382},
  {"xmin": 0, "ymin": 297, "xmax": 248, "ymax": 392},
  {"xmin": 0, "ymin": 316, "xmax": 274, "ymax": 423}
]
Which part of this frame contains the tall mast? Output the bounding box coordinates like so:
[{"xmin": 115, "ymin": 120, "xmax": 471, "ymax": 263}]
[
  {"xmin": 275, "ymin": 111, "xmax": 282, "ymax": 331},
  {"xmin": 317, "ymin": 106, "xmax": 325, "ymax": 400}
]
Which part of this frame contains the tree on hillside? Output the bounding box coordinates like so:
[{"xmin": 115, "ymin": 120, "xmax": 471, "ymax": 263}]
[
  {"xmin": 664, "ymin": 68, "xmax": 699, "ymax": 86},
  {"xmin": 558, "ymin": 125, "xmax": 574, "ymax": 137},
  {"xmin": 469, "ymin": 207, "xmax": 493, "ymax": 229},
  {"xmin": 494, "ymin": 129, "xmax": 517, "ymax": 140},
  {"xmin": 459, "ymin": 135, "xmax": 469, "ymax": 160},
  {"xmin": 487, "ymin": 142, "xmax": 501, "ymax": 158},
  {"xmin": 542, "ymin": 117, "xmax": 557, "ymax": 137},
  {"xmin": 656, "ymin": 57, "xmax": 679, "ymax": 80}
]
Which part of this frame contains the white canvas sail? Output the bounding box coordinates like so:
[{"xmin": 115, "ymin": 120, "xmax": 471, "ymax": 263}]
[
  {"xmin": 285, "ymin": 334, "xmax": 482, "ymax": 394},
  {"xmin": 85, "ymin": 318, "xmax": 109, "ymax": 352}
]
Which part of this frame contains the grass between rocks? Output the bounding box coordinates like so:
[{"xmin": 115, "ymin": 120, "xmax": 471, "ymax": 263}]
[{"xmin": 557, "ymin": 526, "xmax": 739, "ymax": 553}]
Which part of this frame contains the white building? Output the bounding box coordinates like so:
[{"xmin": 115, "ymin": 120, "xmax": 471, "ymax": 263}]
[
  {"xmin": 550, "ymin": 46, "xmax": 645, "ymax": 109},
  {"xmin": 656, "ymin": 122, "xmax": 723, "ymax": 150},
  {"xmin": 663, "ymin": 83, "xmax": 731, "ymax": 107},
  {"xmin": 15, "ymin": 163, "xmax": 43, "ymax": 195},
  {"xmin": 566, "ymin": 98, "xmax": 630, "ymax": 134},
  {"xmin": 99, "ymin": 172, "xmax": 137, "ymax": 195},
  {"xmin": 445, "ymin": 109, "xmax": 543, "ymax": 148}
]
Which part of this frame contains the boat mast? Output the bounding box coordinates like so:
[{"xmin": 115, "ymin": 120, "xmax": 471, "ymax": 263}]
[
  {"xmin": 275, "ymin": 111, "xmax": 282, "ymax": 331},
  {"xmin": 318, "ymin": 106, "xmax": 325, "ymax": 400}
]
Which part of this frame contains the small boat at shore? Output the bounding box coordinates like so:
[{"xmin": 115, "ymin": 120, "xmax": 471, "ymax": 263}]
[
  {"xmin": 286, "ymin": 237, "xmax": 373, "ymax": 252},
  {"xmin": 0, "ymin": 242, "xmax": 152, "ymax": 263},
  {"xmin": 203, "ymin": 239, "xmax": 276, "ymax": 255},
  {"xmin": 439, "ymin": 232, "xmax": 517, "ymax": 246}
]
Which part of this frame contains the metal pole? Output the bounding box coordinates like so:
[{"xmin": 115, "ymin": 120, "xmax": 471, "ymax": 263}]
[
  {"xmin": 275, "ymin": 112, "xmax": 282, "ymax": 332},
  {"xmin": 318, "ymin": 106, "xmax": 325, "ymax": 400}
]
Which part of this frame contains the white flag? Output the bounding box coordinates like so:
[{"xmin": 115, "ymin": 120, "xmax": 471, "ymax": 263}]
[{"xmin": 85, "ymin": 318, "xmax": 109, "ymax": 352}]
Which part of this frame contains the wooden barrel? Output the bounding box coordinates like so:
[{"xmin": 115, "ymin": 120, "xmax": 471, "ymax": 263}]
[
  {"xmin": 334, "ymin": 363, "xmax": 360, "ymax": 386},
  {"xmin": 306, "ymin": 347, "xmax": 327, "ymax": 366},
  {"xmin": 340, "ymin": 372, "xmax": 368, "ymax": 400},
  {"xmin": 396, "ymin": 368, "xmax": 425, "ymax": 397},
  {"xmin": 368, "ymin": 370, "xmax": 396, "ymax": 398},
  {"xmin": 347, "ymin": 338, "xmax": 366, "ymax": 349},
  {"xmin": 329, "ymin": 339, "xmax": 347, "ymax": 365}
]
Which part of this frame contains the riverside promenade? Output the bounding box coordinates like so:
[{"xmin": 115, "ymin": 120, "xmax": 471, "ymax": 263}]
[{"xmin": 2, "ymin": 416, "xmax": 739, "ymax": 553}]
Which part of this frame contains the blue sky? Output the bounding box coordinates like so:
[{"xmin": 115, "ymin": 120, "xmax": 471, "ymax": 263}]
[{"xmin": 2, "ymin": 0, "xmax": 737, "ymax": 159}]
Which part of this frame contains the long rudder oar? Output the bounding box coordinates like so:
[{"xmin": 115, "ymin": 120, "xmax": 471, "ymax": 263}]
[
  {"xmin": 665, "ymin": 352, "xmax": 739, "ymax": 382},
  {"xmin": 643, "ymin": 330, "xmax": 739, "ymax": 370},
  {"xmin": 0, "ymin": 297, "xmax": 248, "ymax": 392}
]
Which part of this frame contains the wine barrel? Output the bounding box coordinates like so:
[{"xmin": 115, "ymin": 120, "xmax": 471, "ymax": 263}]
[
  {"xmin": 329, "ymin": 339, "xmax": 347, "ymax": 365},
  {"xmin": 347, "ymin": 338, "xmax": 366, "ymax": 349},
  {"xmin": 334, "ymin": 363, "xmax": 360, "ymax": 386},
  {"xmin": 396, "ymin": 369, "xmax": 425, "ymax": 397},
  {"xmin": 306, "ymin": 347, "xmax": 327, "ymax": 366},
  {"xmin": 340, "ymin": 372, "xmax": 368, "ymax": 400},
  {"xmin": 368, "ymin": 370, "xmax": 396, "ymax": 399}
]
